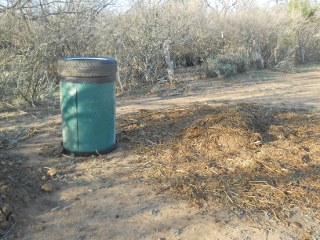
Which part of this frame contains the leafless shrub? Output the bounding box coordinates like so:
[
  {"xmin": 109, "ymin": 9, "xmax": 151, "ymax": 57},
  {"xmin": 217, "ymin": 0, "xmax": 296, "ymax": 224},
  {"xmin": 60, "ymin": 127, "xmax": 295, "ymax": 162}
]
[
  {"xmin": 0, "ymin": 0, "xmax": 319, "ymax": 107},
  {"xmin": 0, "ymin": 0, "xmax": 116, "ymax": 107}
]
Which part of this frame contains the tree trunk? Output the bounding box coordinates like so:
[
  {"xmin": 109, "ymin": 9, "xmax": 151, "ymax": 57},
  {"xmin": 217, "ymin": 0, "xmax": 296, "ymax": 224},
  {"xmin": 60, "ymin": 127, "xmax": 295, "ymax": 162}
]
[
  {"xmin": 163, "ymin": 40, "xmax": 174, "ymax": 84},
  {"xmin": 114, "ymin": 49, "xmax": 124, "ymax": 93},
  {"xmin": 253, "ymin": 39, "xmax": 265, "ymax": 69},
  {"xmin": 298, "ymin": 31, "xmax": 305, "ymax": 63}
]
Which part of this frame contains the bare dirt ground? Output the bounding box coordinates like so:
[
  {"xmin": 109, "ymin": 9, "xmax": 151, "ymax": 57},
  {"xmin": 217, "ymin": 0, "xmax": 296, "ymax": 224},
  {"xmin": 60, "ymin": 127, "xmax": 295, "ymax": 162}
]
[{"xmin": 1, "ymin": 65, "xmax": 320, "ymax": 240}]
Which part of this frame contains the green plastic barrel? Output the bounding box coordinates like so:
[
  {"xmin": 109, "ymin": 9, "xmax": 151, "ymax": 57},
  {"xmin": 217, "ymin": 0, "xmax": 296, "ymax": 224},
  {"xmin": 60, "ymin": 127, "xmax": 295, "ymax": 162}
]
[{"xmin": 58, "ymin": 57, "xmax": 117, "ymax": 156}]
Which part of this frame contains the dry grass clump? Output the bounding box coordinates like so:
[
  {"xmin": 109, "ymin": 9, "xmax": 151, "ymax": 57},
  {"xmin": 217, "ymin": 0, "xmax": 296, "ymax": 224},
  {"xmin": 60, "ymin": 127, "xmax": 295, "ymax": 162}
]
[{"xmin": 117, "ymin": 103, "xmax": 320, "ymax": 222}]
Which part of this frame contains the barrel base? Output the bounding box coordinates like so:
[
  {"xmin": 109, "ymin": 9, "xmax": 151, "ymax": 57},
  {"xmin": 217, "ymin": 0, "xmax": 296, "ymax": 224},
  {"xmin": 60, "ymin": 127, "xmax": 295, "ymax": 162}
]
[{"xmin": 62, "ymin": 143, "xmax": 117, "ymax": 157}]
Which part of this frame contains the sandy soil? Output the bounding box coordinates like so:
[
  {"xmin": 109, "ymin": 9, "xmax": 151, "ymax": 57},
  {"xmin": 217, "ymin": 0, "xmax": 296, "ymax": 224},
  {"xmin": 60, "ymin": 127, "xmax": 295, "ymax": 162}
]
[
  {"xmin": 0, "ymin": 66, "xmax": 320, "ymax": 240},
  {"xmin": 117, "ymin": 68, "xmax": 320, "ymax": 114}
]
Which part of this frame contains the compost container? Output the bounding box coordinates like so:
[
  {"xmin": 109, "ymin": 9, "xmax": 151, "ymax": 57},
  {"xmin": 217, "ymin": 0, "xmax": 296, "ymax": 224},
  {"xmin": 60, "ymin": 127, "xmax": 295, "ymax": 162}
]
[{"xmin": 58, "ymin": 57, "xmax": 117, "ymax": 156}]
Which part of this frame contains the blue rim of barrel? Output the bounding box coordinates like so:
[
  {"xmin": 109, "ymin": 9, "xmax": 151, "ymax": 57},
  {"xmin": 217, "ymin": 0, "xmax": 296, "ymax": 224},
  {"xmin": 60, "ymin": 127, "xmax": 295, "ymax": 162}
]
[{"xmin": 60, "ymin": 57, "xmax": 117, "ymax": 62}]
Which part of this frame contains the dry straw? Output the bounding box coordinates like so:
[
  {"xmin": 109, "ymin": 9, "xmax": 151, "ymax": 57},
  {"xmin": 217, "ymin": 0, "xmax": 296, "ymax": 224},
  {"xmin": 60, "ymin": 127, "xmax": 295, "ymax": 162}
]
[{"xmin": 118, "ymin": 103, "xmax": 320, "ymax": 223}]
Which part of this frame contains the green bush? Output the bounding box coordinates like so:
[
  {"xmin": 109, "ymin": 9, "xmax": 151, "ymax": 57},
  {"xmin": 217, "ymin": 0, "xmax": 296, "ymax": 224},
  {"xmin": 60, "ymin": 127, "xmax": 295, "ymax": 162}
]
[
  {"xmin": 202, "ymin": 58, "xmax": 237, "ymax": 78},
  {"xmin": 230, "ymin": 52, "xmax": 250, "ymax": 73},
  {"xmin": 224, "ymin": 51, "xmax": 258, "ymax": 73},
  {"xmin": 202, "ymin": 51, "xmax": 263, "ymax": 79}
]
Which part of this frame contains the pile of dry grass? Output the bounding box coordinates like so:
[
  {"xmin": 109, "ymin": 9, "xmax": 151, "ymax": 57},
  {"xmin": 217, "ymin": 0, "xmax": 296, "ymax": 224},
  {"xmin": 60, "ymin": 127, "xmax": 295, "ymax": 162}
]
[{"xmin": 117, "ymin": 103, "xmax": 320, "ymax": 222}]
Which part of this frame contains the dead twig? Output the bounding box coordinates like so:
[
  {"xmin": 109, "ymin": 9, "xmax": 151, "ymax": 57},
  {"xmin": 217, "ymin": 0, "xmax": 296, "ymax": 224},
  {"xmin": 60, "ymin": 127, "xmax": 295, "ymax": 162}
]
[
  {"xmin": 44, "ymin": 206, "xmax": 61, "ymax": 213},
  {"xmin": 61, "ymin": 205, "xmax": 73, "ymax": 211},
  {"xmin": 155, "ymin": 186, "xmax": 170, "ymax": 195},
  {"xmin": 146, "ymin": 139, "xmax": 157, "ymax": 145},
  {"xmin": 0, "ymin": 223, "xmax": 16, "ymax": 240},
  {"xmin": 224, "ymin": 190, "xmax": 234, "ymax": 204},
  {"xmin": 4, "ymin": 102, "xmax": 37, "ymax": 119}
]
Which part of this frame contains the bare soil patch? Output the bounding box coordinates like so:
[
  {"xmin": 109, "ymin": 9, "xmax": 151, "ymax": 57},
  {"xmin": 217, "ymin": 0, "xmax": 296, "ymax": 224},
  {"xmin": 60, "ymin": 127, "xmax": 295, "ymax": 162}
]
[{"xmin": 1, "ymin": 66, "xmax": 320, "ymax": 240}]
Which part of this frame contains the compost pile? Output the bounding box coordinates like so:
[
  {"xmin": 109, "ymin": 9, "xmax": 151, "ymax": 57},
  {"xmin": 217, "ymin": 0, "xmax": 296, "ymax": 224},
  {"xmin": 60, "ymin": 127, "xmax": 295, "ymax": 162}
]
[{"xmin": 118, "ymin": 103, "xmax": 320, "ymax": 221}]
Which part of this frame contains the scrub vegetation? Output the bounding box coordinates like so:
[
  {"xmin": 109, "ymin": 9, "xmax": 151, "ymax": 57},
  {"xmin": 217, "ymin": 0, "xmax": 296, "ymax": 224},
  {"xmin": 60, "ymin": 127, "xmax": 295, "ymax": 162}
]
[{"xmin": 0, "ymin": 0, "xmax": 319, "ymax": 107}]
